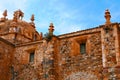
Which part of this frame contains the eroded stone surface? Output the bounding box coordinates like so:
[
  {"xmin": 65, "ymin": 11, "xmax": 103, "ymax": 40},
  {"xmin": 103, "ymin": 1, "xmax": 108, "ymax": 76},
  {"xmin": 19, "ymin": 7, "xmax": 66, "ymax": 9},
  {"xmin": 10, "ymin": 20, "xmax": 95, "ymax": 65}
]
[{"xmin": 0, "ymin": 10, "xmax": 120, "ymax": 80}]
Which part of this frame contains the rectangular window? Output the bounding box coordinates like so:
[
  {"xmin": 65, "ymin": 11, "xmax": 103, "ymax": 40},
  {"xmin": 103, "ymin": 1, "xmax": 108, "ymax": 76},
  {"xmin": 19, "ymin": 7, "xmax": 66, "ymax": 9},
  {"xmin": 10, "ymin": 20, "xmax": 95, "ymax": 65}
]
[
  {"xmin": 29, "ymin": 52, "xmax": 35, "ymax": 62},
  {"xmin": 80, "ymin": 43, "xmax": 86, "ymax": 54}
]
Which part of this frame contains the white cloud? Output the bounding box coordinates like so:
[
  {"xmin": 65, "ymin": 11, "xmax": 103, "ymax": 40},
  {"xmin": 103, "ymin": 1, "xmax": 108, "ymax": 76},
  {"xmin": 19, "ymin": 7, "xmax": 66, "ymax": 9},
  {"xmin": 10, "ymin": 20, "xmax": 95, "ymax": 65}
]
[
  {"xmin": 57, "ymin": 25, "xmax": 81, "ymax": 34},
  {"xmin": 35, "ymin": 0, "xmax": 120, "ymax": 34},
  {"xmin": 0, "ymin": 0, "xmax": 27, "ymax": 19},
  {"xmin": 0, "ymin": 10, "xmax": 3, "ymax": 18},
  {"xmin": 1, "ymin": 0, "xmax": 119, "ymax": 35},
  {"xmin": 39, "ymin": 1, "xmax": 84, "ymax": 34},
  {"xmin": 0, "ymin": 0, "xmax": 27, "ymax": 9},
  {"xmin": 0, "ymin": 0, "xmax": 86, "ymax": 35}
]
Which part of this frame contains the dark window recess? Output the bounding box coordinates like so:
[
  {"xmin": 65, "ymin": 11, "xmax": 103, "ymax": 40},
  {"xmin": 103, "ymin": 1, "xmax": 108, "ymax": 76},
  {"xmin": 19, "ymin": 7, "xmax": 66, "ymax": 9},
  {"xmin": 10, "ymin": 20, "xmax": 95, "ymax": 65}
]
[
  {"xmin": 80, "ymin": 43, "xmax": 86, "ymax": 54},
  {"xmin": 33, "ymin": 34, "xmax": 37, "ymax": 41},
  {"xmin": 32, "ymin": 33, "xmax": 37, "ymax": 41},
  {"xmin": 29, "ymin": 52, "xmax": 35, "ymax": 62},
  {"xmin": 44, "ymin": 74, "xmax": 49, "ymax": 78},
  {"xmin": 0, "ymin": 53, "xmax": 3, "ymax": 60},
  {"xmin": 34, "ymin": 35, "xmax": 37, "ymax": 41}
]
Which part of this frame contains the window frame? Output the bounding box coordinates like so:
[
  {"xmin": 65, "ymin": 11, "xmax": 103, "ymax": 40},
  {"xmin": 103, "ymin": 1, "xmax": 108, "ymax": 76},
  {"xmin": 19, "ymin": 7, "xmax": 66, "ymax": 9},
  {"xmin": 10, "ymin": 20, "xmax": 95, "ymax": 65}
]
[
  {"xmin": 80, "ymin": 42, "xmax": 86, "ymax": 54},
  {"xmin": 29, "ymin": 51, "xmax": 35, "ymax": 63}
]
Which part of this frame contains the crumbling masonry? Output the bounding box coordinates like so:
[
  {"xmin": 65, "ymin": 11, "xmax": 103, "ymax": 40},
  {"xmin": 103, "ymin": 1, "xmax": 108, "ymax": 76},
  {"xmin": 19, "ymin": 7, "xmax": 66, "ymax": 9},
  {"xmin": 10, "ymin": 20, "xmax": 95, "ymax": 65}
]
[{"xmin": 0, "ymin": 9, "xmax": 120, "ymax": 80}]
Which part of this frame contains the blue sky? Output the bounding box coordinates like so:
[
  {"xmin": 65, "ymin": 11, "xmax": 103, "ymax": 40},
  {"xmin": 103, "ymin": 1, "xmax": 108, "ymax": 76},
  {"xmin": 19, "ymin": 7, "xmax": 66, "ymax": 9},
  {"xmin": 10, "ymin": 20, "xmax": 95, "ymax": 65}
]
[{"xmin": 0, "ymin": 0, "xmax": 120, "ymax": 35}]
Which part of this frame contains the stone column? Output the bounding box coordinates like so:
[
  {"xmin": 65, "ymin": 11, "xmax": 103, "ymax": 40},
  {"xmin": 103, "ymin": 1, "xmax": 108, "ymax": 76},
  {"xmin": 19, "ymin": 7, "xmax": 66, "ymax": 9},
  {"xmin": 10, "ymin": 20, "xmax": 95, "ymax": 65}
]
[
  {"xmin": 101, "ymin": 24, "xmax": 117, "ymax": 68},
  {"xmin": 101, "ymin": 27, "xmax": 107, "ymax": 67},
  {"xmin": 42, "ymin": 40, "xmax": 55, "ymax": 80},
  {"xmin": 113, "ymin": 23, "xmax": 120, "ymax": 65}
]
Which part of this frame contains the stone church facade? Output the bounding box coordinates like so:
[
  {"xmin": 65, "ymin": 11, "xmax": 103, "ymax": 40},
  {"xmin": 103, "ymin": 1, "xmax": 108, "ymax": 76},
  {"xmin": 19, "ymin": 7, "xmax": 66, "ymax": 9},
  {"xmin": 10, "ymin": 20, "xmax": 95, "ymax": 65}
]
[{"xmin": 0, "ymin": 9, "xmax": 120, "ymax": 80}]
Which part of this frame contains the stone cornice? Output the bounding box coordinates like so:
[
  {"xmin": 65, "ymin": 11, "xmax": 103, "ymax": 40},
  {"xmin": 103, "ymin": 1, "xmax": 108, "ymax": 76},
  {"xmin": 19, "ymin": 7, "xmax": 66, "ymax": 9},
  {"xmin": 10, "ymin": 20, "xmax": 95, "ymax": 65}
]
[
  {"xmin": 0, "ymin": 37, "xmax": 15, "ymax": 47},
  {"xmin": 58, "ymin": 22, "xmax": 120, "ymax": 39},
  {"xmin": 15, "ymin": 40, "xmax": 43, "ymax": 47},
  {"xmin": 0, "ymin": 36, "xmax": 43, "ymax": 47},
  {"xmin": 0, "ymin": 32, "xmax": 33, "ymax": 40},
  {"xmin": 58, "ymin": 27, "xmax": 101, "ymax": 39}
]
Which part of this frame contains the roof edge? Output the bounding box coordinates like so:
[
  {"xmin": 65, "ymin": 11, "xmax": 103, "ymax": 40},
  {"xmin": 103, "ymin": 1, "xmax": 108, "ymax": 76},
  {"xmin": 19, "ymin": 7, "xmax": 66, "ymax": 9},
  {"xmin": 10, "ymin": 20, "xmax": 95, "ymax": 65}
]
[{"xmin": 58, "ymin": 22, "xmax": 119, "ymax": 39}]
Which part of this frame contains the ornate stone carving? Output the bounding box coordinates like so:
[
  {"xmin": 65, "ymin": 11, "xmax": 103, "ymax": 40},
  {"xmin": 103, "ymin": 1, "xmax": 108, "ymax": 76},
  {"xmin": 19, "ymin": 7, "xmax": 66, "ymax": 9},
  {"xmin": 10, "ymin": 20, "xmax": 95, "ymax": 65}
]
[
  {"xmin": 30, "ymin": 14, "xmax": 34, "ymax": 22},
  {"xmin": 29, "ymin": 14, "xmax": 35, "ymax": 28},
  {"xmin": 13, "ymin": 10, "xmax": 24, "ymax": 22},
  {"xmin": 0, "ymin": 10, "xmax": 7, "ymax": 22},
  {"xmin": 49, "ymin": 23, "xmax": 54, "ymax": 33},
  {"xmin": 104, "ymin": 9, "xmax": 111, "ymax": 25},
  {"xmin": 3, "ymin": 10, "xmax": 7, "ymax": 19},
  {"xmin": 39, "ymin": 32, "xmax": 43, "ymax": 40}
]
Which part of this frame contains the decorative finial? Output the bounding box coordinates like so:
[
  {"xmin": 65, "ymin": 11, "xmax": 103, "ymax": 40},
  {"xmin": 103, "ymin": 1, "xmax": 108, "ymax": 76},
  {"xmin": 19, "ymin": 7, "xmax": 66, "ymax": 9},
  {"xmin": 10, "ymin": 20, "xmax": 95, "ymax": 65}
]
[
  {"xmin": 3, "ymin": 10, "xmax": 7, "ymax": 18},
  {"xmin": 39, "ymin": 32, "xmax": 43, "ymax": 40},
  {"xmin": 30, "ymin": 14, "xmax": 34, "ymax": 22},
  {"xmin": 18, "ymin": 9, "xmax": 24, "ymax": 20},
  {"xmin": 104, "ymin": 9, "xmax": 111, "ymax": 24},
  {"xmin": 29, "ymin": 14, "xmax": 35, "ymax": 28},
  {"xmin": 13, "ymin": 9, "xmax": 24, "ymax": 22},
  {"xmin": 13, "ymin": 14, "xmax": 17, "ymax": 22},
  {"xmin": 49, "ymin": 23, "xmax": 54, "ymax": 33},
  {"xmin": 50, "ymin": 23, "xmax": 53, "ymax": 27}
]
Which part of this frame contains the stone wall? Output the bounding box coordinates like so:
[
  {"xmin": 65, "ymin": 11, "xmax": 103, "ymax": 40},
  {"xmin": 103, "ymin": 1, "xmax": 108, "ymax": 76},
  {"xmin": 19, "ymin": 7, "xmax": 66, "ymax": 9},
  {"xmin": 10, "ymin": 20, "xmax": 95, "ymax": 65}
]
[
  {"xmin": 101, "ymin": 23, "xmax": 120, "ymax": 79},
  {"xmin": 42, "ymin": 41, "xmax": 55, "ymax": 80},
  {"xmin": 12, "ymin": 39, "xmax": 57, "ymax": 80},
  {"xmin": 0, "ymin": 38, "xmax": 14, "ymax": 80},
  {"xmin": 58, "ymin": 32, "xmax": 103, "ymax": 80},
  {"xmin": 12, "ymin": 42, "xmax": 43, "ymax": 80},
  {"xmin": 65, "ymin": 71, "xmax": 98, "ymax": 80},
  {"xmin": 102, "ymin": 25, "xmax": 116, "ymax": 67},
  {"xmin": 1, "ymin": 23, "xmax": 120, "ymax": 80},
  {"xmin": 118, "ymin": 26, "xmax": 120, "ymax": 59}
]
